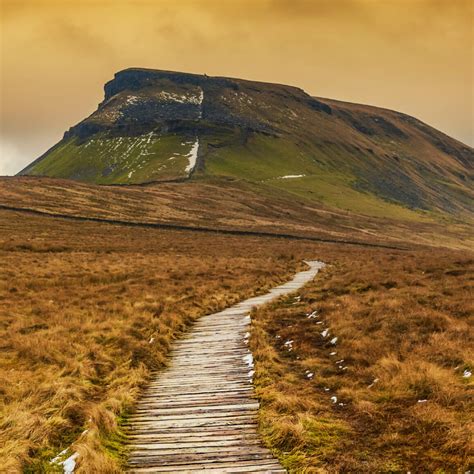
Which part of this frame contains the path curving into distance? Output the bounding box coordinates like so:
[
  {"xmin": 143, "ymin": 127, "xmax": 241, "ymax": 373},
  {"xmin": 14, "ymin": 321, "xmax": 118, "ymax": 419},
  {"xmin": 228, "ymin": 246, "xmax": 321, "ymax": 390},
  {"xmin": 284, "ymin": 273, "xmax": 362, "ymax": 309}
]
[{"xmin": 126, "ymin": 261, "xmax": 325, "ymax": 473}]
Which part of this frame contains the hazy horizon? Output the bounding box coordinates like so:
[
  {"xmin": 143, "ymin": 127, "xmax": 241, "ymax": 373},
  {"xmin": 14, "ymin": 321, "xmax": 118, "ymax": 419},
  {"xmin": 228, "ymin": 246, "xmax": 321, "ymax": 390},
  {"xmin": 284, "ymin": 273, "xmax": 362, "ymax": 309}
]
[{"xmin": 1, "ymin": 0, "xmax": 473, "ymax": 175}]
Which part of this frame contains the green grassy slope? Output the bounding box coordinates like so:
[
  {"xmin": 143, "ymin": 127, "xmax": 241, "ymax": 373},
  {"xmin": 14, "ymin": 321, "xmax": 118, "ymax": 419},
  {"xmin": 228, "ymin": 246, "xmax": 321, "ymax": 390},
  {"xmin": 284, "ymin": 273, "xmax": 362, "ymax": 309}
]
[
  {"xmin": 23, "ymin": 133, "xmax": 198, "ymax": 184},
  {"xmin": 201, "ymin": 134, "xmax": 437, "ymax": 220}
]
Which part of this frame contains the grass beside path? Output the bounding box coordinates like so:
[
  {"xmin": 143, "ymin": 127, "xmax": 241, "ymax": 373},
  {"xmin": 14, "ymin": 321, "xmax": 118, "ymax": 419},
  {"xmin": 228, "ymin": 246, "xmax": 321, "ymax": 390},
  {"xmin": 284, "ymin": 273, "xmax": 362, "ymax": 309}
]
[{"xmin": 250, "ymin": 249, "xmax": 473, "ymax": 472}]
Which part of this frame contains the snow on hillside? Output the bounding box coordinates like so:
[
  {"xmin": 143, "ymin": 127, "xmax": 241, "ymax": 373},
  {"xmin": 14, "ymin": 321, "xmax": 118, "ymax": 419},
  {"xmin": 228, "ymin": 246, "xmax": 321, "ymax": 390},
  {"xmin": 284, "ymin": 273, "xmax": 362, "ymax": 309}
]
[
  {"xmin": 157, "ymin": 87, "xmax": 204, "ymax": 106},
  {"xmin": 185, "ymin": 138, "xmax": 199, "ymax": 174}
]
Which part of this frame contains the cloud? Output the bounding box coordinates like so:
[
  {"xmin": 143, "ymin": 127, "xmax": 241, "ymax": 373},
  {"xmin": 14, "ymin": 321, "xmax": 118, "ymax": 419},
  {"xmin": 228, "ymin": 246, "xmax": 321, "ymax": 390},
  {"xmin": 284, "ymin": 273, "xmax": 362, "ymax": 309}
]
[{"xmin": 0, "ymin": 138, "xmax": 28, "ymax": 176}]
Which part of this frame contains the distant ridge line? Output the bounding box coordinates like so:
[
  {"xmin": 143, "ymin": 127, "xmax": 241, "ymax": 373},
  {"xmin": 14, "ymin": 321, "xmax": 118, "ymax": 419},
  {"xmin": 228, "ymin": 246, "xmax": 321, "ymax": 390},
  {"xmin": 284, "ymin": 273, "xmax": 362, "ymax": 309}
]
[{"xmin": 0, "ymin": 204, "xmax": 409, "ymax": 251}]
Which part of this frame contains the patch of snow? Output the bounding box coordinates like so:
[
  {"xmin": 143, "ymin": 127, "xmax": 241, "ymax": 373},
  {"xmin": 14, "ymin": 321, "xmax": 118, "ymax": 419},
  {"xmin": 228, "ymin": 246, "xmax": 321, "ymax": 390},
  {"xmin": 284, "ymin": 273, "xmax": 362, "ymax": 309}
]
[
  {"xmin": 329, "ymin": 351, "xmax": 337, "ymax": 356},
  {"xmin": 463, "ymin": 369, "xmax": 472, "ymax": 378},
  {"xmin": 321, "ymin": 329, "xmax": 329, "ymax": 338},
  {"xmin": 128, "ymin": 171, "xmax": 133, "ymax": 179},
  {"xmin": 307, "ymin": 310, "xmax": 318, "ymax": 319},
  {"xmin": 316, "ymin": 321, "xmax": 323, "ymax": 325},
  {"xmin": 185, "ymin": 138, "xmax": 199, "ymax": 174},
  {"xmin": 279, "ymin": 174, "xmax": 306, "ymax": 179},
  {"xmin": 196, "ymin": 88, "xmax": 204, "ymax": 118},
  {"xmin": 331, "ymin": 396, "xmax": 337, "ymax": 404},
  {"xmin": 63, "ymin": 452, "xmax": 79, "ymax": 474},
  {"xmin": 51, "ymin": 450, "xmax": 79, "ymax": 474},
  {"xmin": 417, "ymin": 399, "xmax": 428, "ymax": 403},
  {"xmin": 330, "ymin": 337, "xmax": 338, "ymax": 345},
  {"xmin": 306, "ymin": 372, "xmax": 314, "ymax": 379},
  {"xmin": 335, "ymin": 359, "xmax": 344, "ymax": 364},
  {"xmin": 158, "ymin": 89, "xmax": 203, "ymax": 107},
  {"xmin": 158, "ymin": 91, "xmax": 186, "ymax": 103},
  {"xmin": 50, "ymin": 449, "xmax": 69, "ymax": 465},
  {"xmin": 126, "ymin": 95, "xmax": 140, "ymax": 105},
  {"xmin": 102, "ymin": 108, "xmax": 123, "ymax": 122},
  {"xmin": 149, "ymin": 337, "xmax": 154, "ymax": 344},
  {"xmin": 243, "ymin": 353, "xmax": 254, "ymax": 368},
  {"xmin": 324, "ymin": 387, "xmax": 330, "ymax": 392}
]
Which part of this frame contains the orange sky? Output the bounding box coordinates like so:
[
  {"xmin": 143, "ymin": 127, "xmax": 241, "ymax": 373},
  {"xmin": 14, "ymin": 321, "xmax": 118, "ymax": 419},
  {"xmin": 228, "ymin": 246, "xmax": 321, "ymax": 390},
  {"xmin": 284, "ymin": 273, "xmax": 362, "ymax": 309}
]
[{"xmin": 0, "ymin": 0, "xmax": 473, "ymax": 174}]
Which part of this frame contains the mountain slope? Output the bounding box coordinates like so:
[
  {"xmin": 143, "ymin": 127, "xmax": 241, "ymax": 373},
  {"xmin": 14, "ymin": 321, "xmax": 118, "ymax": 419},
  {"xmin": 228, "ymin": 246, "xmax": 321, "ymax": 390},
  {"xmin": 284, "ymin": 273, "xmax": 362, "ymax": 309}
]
[{"xmin": 19, "ymin": 68, "xmax": 473, "ymax": 218}]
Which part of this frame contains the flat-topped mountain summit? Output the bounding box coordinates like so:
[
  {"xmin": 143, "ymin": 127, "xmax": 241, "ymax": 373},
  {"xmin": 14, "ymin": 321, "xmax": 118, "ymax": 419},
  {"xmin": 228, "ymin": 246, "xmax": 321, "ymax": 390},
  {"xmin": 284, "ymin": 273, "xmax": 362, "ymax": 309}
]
[{"xmin": 20, "ymin": 68, "xmax": 473, "ymax": 217}]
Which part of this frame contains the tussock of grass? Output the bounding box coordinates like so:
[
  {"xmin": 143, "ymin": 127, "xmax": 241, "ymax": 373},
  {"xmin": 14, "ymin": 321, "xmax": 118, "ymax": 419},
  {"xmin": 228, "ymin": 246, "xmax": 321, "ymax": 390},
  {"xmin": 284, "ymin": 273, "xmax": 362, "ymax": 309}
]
[{"xmin": 251, "ymin": 250, "xmax": 473, "ymax": 472}]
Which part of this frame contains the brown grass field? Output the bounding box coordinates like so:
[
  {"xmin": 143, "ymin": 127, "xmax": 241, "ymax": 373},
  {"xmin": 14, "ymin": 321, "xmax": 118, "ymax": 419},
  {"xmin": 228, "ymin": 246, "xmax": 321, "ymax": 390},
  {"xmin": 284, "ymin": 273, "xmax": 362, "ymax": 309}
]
[
  {"xmin": 1, "ymin": 176, "xmax": 473, "ymax": 250},
  {"xmin": 0, "ymin": 177, "xmax": 473, "ymax": 472},
  {"xmin": 251, "ymin": 248, "xmax": 473, "ymax": 472},
  {"xmin": 0, "ymin": 209, "xmax": 320, "ymax": 472}
]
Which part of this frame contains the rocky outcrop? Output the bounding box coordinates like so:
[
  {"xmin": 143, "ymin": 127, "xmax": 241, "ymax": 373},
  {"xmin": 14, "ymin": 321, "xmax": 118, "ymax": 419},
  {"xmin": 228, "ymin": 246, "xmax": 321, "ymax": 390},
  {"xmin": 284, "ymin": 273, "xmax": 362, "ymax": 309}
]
[{"xmin": 65, "ymin": 68, "xmax": 333, "ymax": 140}]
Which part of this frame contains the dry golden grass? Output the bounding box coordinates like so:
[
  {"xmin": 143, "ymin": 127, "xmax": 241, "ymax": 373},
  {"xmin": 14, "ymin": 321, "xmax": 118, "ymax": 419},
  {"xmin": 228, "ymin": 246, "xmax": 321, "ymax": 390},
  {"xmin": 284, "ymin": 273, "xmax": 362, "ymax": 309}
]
[
  {"xmin": 1, "ymin": 176, "xmax": 472, "ymax": 250},
  {"xmin": 0, "ymin": 209, "xmax": 317, "ymax": 472},
  {"xmin": 251, "ymin": 248, "xmax": 473, "ymax": 472}
]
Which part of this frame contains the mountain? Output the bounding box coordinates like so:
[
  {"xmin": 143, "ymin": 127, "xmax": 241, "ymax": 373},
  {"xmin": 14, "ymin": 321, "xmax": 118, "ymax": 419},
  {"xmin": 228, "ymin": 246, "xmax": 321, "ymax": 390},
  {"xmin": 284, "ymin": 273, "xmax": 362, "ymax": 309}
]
[{"xmin": 19, "ymin": 68, "xmax": 473, "ymax": 218}]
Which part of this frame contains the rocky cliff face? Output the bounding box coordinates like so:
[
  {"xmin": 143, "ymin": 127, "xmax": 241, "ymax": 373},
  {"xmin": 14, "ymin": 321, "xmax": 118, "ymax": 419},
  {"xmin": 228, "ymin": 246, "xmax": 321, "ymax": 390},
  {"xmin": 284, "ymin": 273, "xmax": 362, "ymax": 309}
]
[
  {"xmin": 20, "ymin": 68, "xmax": 473, "ymax": 219},
  {"xmin": 65, "ymin": 68, "xmax": 333, "ymax": 139}
]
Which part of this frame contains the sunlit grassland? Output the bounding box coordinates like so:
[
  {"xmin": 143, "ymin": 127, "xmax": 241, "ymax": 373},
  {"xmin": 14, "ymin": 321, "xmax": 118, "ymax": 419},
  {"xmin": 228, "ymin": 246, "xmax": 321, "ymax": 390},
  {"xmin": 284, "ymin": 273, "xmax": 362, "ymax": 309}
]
[
  {"xmin": 0, "ymin": 210, "xmax": 314, "ymax": 472},
  {"xmin": 203, "ymin": 134, "xmax": 442, "ymax": 221},
  {"xmin": 24, "ymin": 133, "xmax": 193, "ymax": 184},
  {"xmin": 0, "ymin": 177, "xmax": 472, "ymax": 472},
  {"xmin": 250, "ymin": 249, "xmax": 473, "ymax": 472}
]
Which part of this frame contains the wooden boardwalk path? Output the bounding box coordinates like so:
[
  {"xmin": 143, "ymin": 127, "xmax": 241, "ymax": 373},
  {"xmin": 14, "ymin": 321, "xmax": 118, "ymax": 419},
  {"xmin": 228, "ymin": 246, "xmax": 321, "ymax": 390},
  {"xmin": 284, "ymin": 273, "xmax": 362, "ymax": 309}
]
[{"xmin": 126, "ymin": 261, "xmax": 324, "ymax": 473}]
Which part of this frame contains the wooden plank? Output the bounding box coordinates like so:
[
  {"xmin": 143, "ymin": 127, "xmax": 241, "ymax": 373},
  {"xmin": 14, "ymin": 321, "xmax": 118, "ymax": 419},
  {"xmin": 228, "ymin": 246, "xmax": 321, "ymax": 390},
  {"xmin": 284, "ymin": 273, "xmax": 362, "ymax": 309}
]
[
  {"xmin": 129, "ymin": 460, "xmax": 285, "ymax": 473},
  {"xmin": 128, "ymin": 433, "xmax": 261, "ymax": 442},
  {"xmin": 128, "ymin": 452, "xmax": 276, "ymax": 467},
  {"xmin": 127, "ymin": 424, "xmax": 259, "ymax": 436},
  {"xmin": 126, "ymin": 411, "xmax": 259, "ymax": 423},
  {"xmin": 133, "ymin": 399, "xmax": 256, "ymax": 410},
  {"xmin": 129, "ymin": 444, "xmax": 271, "ymax": 456},
  {"xmin": 124, "ymin": 416, "xmax": 258, "ymax": 429},
  {"xmin": 128, "ymin": 436, "xmax": 264, "ymax": 445},
  {"xmin": 138, "ymin": 387, "xmax": 253, "ymax": 399}
]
